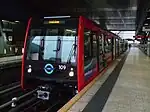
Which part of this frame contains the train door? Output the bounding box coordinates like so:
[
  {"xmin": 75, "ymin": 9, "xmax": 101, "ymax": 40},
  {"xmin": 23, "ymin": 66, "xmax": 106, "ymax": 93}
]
[
  {"xmin": 116, "ymin": 38, "xmax": 119, "ymax": 57},
  {"xmin": 98, "ymin": 34, "xmax": 105, "ymax": 72},
  {"xmin": 113, "ymin": 37, "xmax": 116, "ymax": 59},
  {"xmin": 92, "ymin": 33, "xmax": 99, "ymax": 71},
  {"xmin": 104, "ymin": 36, "xmax": 113, "ymax": 63},
  {"xmin": 111, "ymin": 37, "xmax": 114, "ymax": 60},
  {"xmin": 83, "ymin": 30, "xmax": 98, "ymax": 80},
  {"xmin": 118, "ymin": 39, "xmax": 120, "ymax": 56}
]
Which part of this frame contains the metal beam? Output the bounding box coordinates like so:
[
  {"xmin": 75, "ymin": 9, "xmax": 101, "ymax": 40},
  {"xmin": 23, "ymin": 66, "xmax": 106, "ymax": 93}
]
[
  {"xmin": 117, "ymin": 10, "xmax": 126, "ymax": 27},
  {"xmin": 106, "ymin": 25, "xmax": 135, "ymax": 31},
  {"xmin": 106, "ymin": 28, "xmax": 135, "ymax": 31},
  {"xmin": 106, "ymin": 25, "xmax": 135, "ymax": 27},
  {"xmin": 94, "ymin": 16, "xmax": 136, "ymax": 20},
  {"xmin": 97, "ymin": 7, "xmax": 137, "ymax": 11},
  {"xmin": 106, "ymin": 22, "xmax": 135, "ymax": 25}
]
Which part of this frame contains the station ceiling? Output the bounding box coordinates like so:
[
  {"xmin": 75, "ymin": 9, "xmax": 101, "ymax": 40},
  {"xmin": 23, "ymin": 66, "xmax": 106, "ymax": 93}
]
[{"xmin": 0, "ymin": 0, "xmax": 150, "ymax": 34}]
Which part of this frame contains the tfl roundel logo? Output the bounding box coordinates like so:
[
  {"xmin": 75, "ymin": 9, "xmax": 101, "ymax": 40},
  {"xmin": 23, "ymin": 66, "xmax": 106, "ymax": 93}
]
[{"xmin": 44, "ymin": 64, "xmax": 54, "ymax": 74}]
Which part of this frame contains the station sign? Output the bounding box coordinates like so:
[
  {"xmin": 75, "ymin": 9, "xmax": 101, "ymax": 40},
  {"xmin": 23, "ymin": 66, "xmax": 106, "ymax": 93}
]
[{"xmin": 44, "ymin": 20, "xmax": 65, "ymax": 24}]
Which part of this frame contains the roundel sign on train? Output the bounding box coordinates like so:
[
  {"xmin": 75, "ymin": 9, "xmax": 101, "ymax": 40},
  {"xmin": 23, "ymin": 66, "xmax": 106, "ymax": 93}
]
[{"xmin": 44, "ymin": 64, "xmax": 54, "ymax": 74}]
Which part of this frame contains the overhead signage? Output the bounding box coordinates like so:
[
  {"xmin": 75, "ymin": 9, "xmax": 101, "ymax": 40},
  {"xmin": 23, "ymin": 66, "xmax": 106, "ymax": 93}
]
[
  {"xmin": 44, "ymin": 20, "xmax": 65, "ymax": 24},
  {"xmin": 49, "ymin": 20, "xmax": 60, "ymax": 24}
]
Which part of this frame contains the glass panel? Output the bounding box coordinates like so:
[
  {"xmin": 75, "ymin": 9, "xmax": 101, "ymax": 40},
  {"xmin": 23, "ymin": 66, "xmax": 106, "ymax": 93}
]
[
  {"xmin": 27, "ymin": 28, "xmax": 77, "ymax": 64},
  {"xmin": 27, "ymin": 36, "xmax": 41, "ymax": 60},
  {"xmin": 105, "ymin": 38, "xmax": 112, "ymax": 53},
  {"xmin": 43, "ymin": 36, "xmax": 57, "ymax": 60},
  {"xmin": 84, "ymin": 29, "xmax": 97, "ymax": 80}
]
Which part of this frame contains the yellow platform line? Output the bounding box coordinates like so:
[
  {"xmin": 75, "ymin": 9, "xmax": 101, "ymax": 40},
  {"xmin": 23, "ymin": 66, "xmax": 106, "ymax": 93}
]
[{"xmin": 58, "ymin": 62, "xmax": 114, "ymax": 112}]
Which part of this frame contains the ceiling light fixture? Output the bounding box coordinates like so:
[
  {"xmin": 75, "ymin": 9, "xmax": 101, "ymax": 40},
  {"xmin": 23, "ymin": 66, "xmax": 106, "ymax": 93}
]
[
  {"xmin": 144, "ymin": 23, "xmax": 148, "ymax": 25},
  {"xmin": 44, "ymin": 16, "xmax": 71, "ymax": 19}
]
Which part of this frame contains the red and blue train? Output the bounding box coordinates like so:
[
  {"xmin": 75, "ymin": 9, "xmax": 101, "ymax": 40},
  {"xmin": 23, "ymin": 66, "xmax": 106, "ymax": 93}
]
[{"xmin": 21, "ymin": 16, "xmax": 128, "ymax": 99}]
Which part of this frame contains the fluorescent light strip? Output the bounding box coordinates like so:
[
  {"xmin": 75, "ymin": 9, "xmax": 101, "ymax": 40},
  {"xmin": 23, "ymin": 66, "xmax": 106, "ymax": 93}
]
[
  {"xmin": 44, "ymin": 16, "xmax": 71, "ymax": 19},
  {"xmin": 147, "ymin": 17, "xmax": 150, "ymax": 20},
  {"xmin": 2, "ymin": 20, "xmax": 16, "ymax": 24},
  {"xmin": 144, "ymin": 23, "xmax": 148, "ymax": 25}
]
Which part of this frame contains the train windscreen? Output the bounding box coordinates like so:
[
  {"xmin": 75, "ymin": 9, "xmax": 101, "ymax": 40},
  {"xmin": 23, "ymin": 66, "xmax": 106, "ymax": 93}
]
[{"xmin": 26, "ymin": 28, "xmax": 77, "ymax": 64}]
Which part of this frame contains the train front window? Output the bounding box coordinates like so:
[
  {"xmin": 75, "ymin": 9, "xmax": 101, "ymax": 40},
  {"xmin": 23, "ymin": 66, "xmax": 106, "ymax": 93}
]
[{"xmin": 27, "ymin": 28, "xmax": 77, "ymax": 64}]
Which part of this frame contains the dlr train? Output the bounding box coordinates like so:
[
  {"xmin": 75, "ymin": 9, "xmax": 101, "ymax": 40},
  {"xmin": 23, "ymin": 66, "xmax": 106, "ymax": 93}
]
[{"xmin": 21, "ymin": 16, "xmax": 128, "ymax": 100}]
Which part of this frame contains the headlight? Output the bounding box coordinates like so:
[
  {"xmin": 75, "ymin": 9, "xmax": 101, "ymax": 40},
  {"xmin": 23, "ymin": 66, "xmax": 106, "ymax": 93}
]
[
  {"xmin": 27, "ymin": 68, "xmax": 32, "ymax": 73},
  {"xmin": 75, "ymin": 90, "xmax": 78, "ymax": 93},
  {"xmin": 69, "ymin": 71, "xmax": 74, "ymax": 77}
]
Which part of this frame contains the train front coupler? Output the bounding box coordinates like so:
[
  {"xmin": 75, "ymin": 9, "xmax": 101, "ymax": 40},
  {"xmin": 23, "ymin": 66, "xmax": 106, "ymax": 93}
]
[{"xmin": 37, "ymin": 85, "xmax": 52, "ymax": 100}]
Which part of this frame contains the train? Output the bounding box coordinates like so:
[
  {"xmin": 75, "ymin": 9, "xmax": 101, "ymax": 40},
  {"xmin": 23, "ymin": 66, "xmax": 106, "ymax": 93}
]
[{"xmin": 21, "ymin": 16, "xmax": 128, "ymax": 100}]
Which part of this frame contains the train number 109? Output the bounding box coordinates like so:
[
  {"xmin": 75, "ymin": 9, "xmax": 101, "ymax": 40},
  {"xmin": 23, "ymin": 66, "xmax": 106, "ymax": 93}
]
[{"xmin": 59, "ymin": 65, "xmax": 66, "ymax": 70}]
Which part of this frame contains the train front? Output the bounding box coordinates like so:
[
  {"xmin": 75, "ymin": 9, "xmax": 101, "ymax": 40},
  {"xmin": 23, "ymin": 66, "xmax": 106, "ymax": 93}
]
[{"xmin": 21, "ymin": 17, "xmax": 78, "ymax": 94}]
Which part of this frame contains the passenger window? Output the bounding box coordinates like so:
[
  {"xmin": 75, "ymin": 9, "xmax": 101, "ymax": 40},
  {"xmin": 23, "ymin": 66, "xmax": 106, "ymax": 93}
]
[
  {"xmin": 92, "ymin": 34, "xmax": 97, "ymax": 57},
  {"xmin": 84, "ymin": 29, "xmax": 97, "ymax": 80},
  {"xmin": 99, "ymin": 35, "xmax": 103, "ymax": 54},
  {"xmin": 105, "ymin": 38, "xmax": 112, "ymax": 53},
  {"xmin": 84, "ymin": 29, "xmax": 92, "ymax": 63},
  {"xmin": 84, "ymin": 29, "xmax": 97, "ymax": 65}
]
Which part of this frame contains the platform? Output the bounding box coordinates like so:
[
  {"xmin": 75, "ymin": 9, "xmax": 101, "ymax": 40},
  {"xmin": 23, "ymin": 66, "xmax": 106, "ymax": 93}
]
[
  {"xmin": 59, "ymin": 47, "xmax": 150, "ymax": 112},
  {"xmin": 0, "ymin": 55, "xmax": 22, "ymax": 67},
  {"xmin": 0, "ymin": 55, "xmax": 22, "ymax": 85},
  {"xmin": 101, "ymin": 47, "xmax": 150, "ymax": 112}
]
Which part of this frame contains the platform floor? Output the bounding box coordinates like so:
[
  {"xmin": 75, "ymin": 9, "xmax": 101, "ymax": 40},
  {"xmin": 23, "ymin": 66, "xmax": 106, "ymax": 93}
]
[
  {"xmin": 82, "ymin": 47, "xmax": 150, "ymax": 112},
  {"xmin": 102, "ymin": 47, "xmax": 150, "ymax": 112},
  {"xmin": 0, "ymin": 55, "xmax": 22, "ymax": 65}
]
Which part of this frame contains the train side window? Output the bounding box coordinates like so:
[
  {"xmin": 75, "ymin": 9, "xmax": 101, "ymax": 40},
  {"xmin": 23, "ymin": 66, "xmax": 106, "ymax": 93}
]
[
  {"xmin": 92, "ymin": 34, "xmax": 97, "ymax": 57},
  {"xmin": 84, "ymin": 30, "xmax": 98, "ymax": 80},
  {"xmin": 84, "ymin": 29, "xmax": 92, "ymax": 64},
  {"xmin": 99, "ymin": 35, "xmax": 103, "ymax": 54},
  {"xmin": 105, "ymin": 38, "xmax": 112, "ymax": 53}
]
